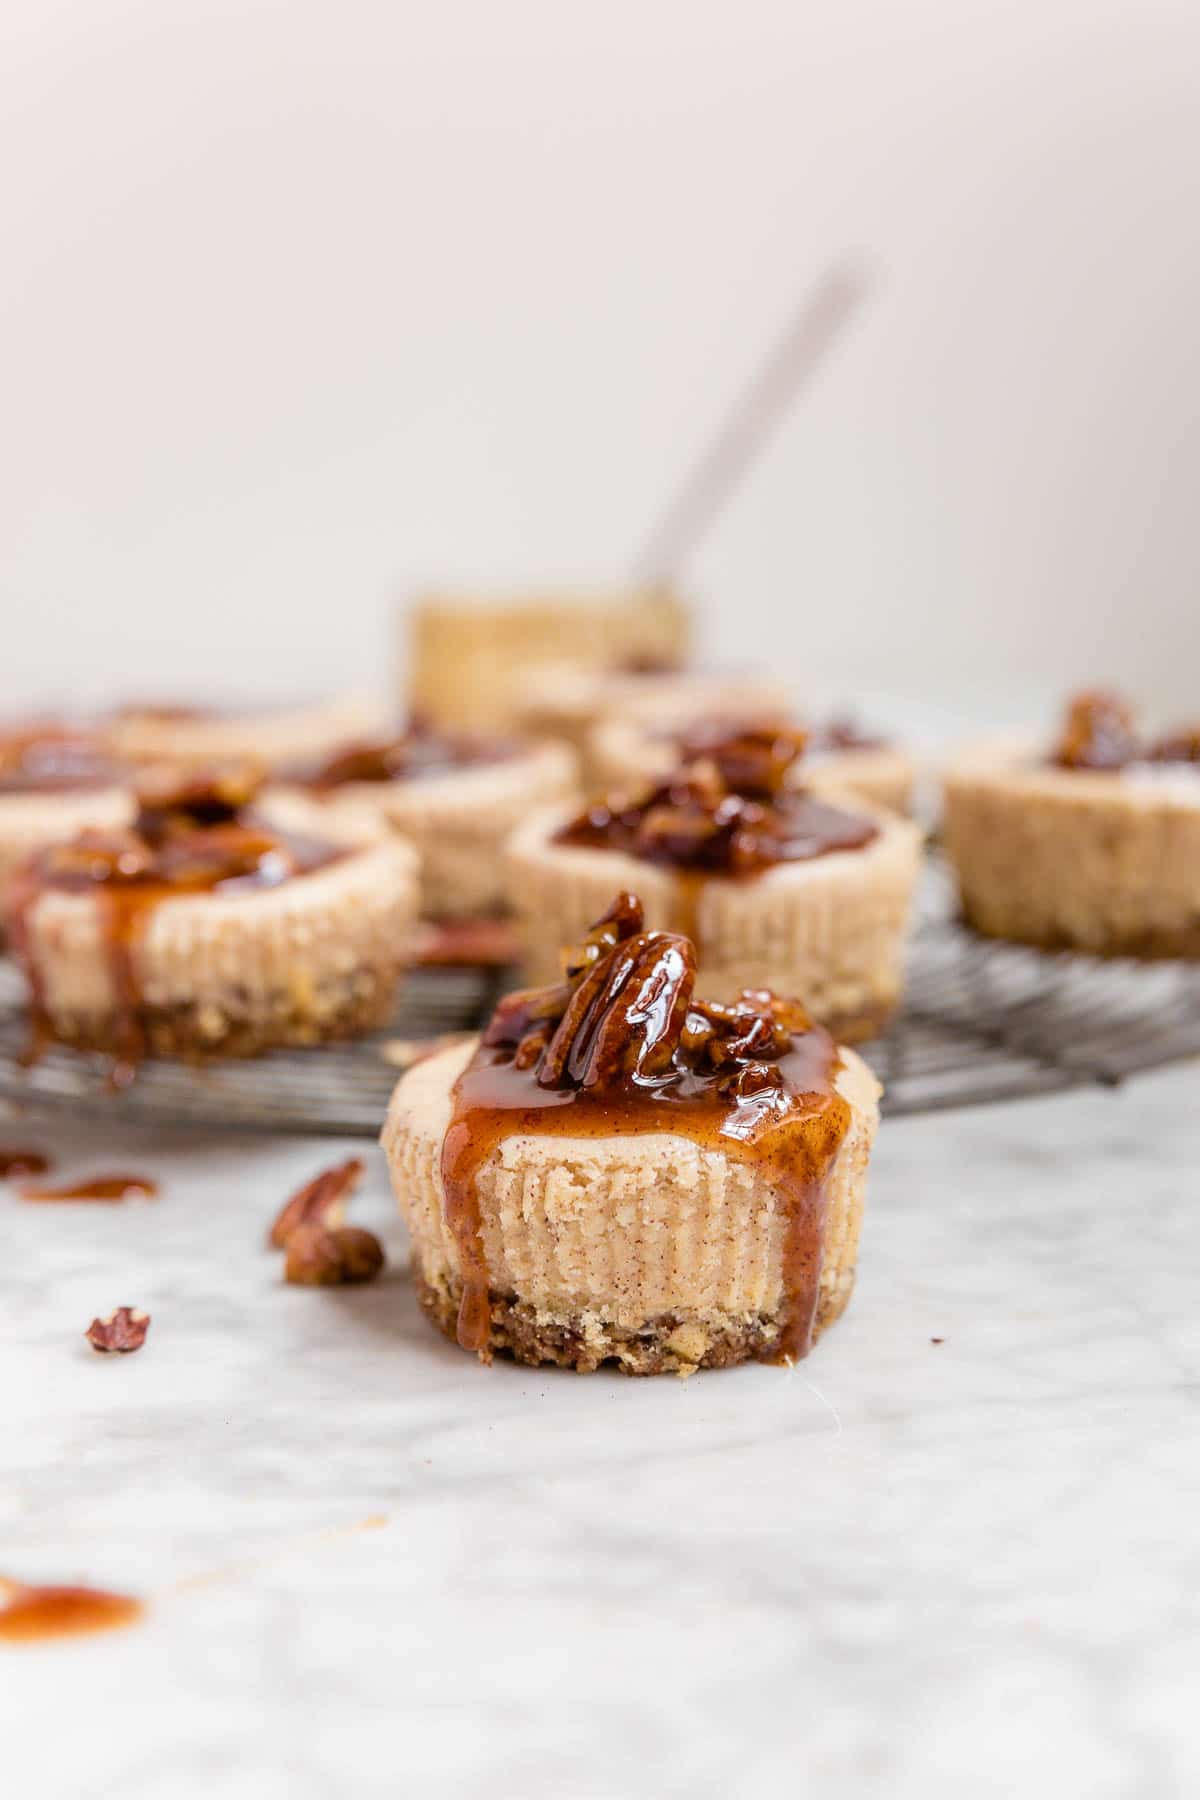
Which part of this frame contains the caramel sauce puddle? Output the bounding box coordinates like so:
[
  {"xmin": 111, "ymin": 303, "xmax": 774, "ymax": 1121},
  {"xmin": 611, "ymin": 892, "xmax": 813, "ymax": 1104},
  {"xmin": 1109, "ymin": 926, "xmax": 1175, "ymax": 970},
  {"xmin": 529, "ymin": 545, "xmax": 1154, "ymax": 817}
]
[
  {"xmin": 19, "ymin": 1172, "xmax": 159, "ymax": 1203},
  {"xmin": 0, "ymin": 1578, "xmax": 143, "ymax": 1644}
]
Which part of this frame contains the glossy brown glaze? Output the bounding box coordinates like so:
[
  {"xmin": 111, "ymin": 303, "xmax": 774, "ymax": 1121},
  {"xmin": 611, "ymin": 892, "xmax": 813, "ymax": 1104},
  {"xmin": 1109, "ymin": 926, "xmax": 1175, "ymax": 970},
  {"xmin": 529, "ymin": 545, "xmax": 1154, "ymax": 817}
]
[
  {"xmin": 7, "ymin": 767, "xmax": 347, "ymax": 1078},
  {"xmin": 20, "ymin": 1172, "xmax": 159, "ymax": 1202},
  {"xmin": 555, "ymin": 776, "xmax": 877, "ymax": 876},
  {"xmin": 0, "ymin": 1577, "xmax": 143, "ymax": 1643},
  {"xmin": 439, "ymin": 894, "xmax": 851, "ymax": 1364},
  {"xmin": 0, "ymin": 724, "xmax": 128, "ymax": 795},
  {"xmin": 0, "ymin": 1147, "xmax": 51, "ymax": 1179},
  {"xmin": 287, "ymin": 724, "xmax": 517, "ymax": 791}
]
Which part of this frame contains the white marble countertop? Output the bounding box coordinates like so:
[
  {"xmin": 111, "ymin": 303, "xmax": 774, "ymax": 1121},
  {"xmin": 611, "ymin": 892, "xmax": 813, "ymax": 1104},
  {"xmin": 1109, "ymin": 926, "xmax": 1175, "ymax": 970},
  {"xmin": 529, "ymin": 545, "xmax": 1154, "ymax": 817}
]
[{"xmin": 3, "ymin": 1062, "xmax": 1198, "ymax": 1799}]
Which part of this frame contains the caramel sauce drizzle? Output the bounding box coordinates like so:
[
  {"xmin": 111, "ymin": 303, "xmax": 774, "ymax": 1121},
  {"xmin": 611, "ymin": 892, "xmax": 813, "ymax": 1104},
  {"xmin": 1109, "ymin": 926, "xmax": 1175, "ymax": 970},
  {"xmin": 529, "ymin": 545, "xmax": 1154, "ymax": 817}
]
[
  {"xmin": 7, "ymin": 767, "xmax": 347, "ymax": 1078},
  {"xmin": 19, "ymin": 1172, "xmax": 158, "ymax": 1202},
  {"xmin": 439, "ymin": 895, "xmax": 851, "ymax": 1365},
  {"xmin": 286, "ymin": 724, "xmax": 518, "ymax": 791},
  {"xmin": 0, "ymin": 1577, "xmax": 142, "ymax": 1643}
]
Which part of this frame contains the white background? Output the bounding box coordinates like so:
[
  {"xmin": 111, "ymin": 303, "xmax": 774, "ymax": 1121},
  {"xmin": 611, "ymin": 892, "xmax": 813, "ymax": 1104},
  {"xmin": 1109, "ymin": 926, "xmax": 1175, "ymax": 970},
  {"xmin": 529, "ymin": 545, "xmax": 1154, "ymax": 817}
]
[{"xmin": 2, "ymin": 0, "xmax": 1197, "ymax": 724}]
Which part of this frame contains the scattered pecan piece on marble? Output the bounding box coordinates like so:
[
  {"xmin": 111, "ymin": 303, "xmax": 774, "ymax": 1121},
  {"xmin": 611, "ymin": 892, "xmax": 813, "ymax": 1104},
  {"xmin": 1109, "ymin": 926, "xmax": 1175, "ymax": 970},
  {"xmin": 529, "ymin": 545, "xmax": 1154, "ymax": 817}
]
[
  {"xmin": 85, "ymin": 1307, "xmax": 151, "ymax": 1354},
  {"xmin": 284, "ymin": 1223, "xmax": 385, "ymax": 1287},
  {"xmin": 268, "ymin": 1157, "xmax": 364, "ymax": 1249}
]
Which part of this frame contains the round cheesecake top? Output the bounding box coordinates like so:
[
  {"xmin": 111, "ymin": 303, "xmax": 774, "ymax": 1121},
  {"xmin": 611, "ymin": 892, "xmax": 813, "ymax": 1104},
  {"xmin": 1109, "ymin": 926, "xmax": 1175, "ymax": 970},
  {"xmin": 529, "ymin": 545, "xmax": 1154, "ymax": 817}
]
[
  {"xmin": 553, "ymin": 725, "xmax": 878, "ymax": 875},
  {"xmin": 15, "ymin": 764, "xmax": 347, "ymax": 906}
]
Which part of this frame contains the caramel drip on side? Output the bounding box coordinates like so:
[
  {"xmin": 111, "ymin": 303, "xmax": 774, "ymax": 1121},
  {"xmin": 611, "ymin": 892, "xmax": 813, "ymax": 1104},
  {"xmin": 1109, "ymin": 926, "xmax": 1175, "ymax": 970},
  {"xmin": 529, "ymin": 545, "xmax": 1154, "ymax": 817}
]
[
  {"xmin": 438, "ymin": 1042, "xmax": 849, "ymax": 1364},
  {"xmin": 8, "ymin": 815, "xmax": 346, "ymax": 1078},
  {"xmin": 20, "ymin": 1172, "xmax": 159, "ymax": 1203},
  {"xmin": 0, "ymin": 1578, "xmax": 142, "ymax": 1643}
]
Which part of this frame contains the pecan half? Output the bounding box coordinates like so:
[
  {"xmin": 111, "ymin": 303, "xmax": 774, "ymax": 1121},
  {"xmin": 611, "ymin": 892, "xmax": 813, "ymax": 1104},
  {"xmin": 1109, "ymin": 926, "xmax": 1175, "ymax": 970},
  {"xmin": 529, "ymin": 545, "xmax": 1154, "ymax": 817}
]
[
  {"xmin": 538, "ymin": 929, "xmax": 696, "ymax": 1092},
  {"xmin": 268, "ymin": 1157, "xmax": 364, "ymax": 1248},
  {"xmin": 85, "ymin": 1307, "xmax": 151, "ymax": 1354},
  {"xmin": 284, "ymin": 1223, "xmax": 385, "ymax": 1287}
]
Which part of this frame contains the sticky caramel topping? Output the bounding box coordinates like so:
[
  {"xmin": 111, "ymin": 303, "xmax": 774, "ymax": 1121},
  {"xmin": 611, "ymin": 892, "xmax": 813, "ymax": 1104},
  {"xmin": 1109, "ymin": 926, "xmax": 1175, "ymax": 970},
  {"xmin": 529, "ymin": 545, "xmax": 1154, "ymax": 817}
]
[
  {"xmin": 0, "ymin": 723, "xmax": 128, "ymax": 795},
  {"xmin": 1050, "ymin": 691, "xmax": 1200, "ymax": 772},
  {"xmin": 287, "ymin": 722, "xmax": 518, "ymax": 790},
  {"xmin": 440, "ymin": 893, "xmax": 852, "ymax": 1366},
  {"xmin": 8, "ymin": 764, "xmax": 347, "ymax": 1078},
  {"xmin": 672, "ymin": 715, "xmax": 888, "ymax": 772},
  {"xmin": 555, "ymin": 740, "xmax": 877, "ymax": 877}
]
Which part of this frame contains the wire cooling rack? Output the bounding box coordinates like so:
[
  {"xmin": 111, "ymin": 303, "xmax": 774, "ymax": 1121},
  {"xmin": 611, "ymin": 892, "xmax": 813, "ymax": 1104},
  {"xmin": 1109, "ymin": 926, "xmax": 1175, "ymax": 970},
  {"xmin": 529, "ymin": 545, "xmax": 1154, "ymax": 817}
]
[{"xmin": 0, "ymin": 862, "xmax": 1196, "ymax": 1135}]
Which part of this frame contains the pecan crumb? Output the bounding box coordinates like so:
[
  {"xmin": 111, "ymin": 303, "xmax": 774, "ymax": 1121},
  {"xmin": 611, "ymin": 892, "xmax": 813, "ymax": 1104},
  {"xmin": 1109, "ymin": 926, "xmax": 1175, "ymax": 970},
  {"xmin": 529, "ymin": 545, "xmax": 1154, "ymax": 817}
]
[
  {"xmin": 284, "ymin": 1223, "xmax": 385, "ymax": 1287},
  {"xmin": 268, "ymin": 1157, "xmax": 364, "ymax": 1249},
  {"xmin": 86, "ymin": 1307, "xmax": 151, "ymax": 1354}
]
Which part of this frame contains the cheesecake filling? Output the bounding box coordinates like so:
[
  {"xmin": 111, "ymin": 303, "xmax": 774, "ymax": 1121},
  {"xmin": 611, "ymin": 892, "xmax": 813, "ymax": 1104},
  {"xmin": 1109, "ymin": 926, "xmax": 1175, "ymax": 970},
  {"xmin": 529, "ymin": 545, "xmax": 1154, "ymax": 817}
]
[
  {"xmin": 440, "ymin": 892, "xmax": 852, "ymax": 1366},
  {"xmin": 9, "ymin": 763, "xmax": 348, "ymax": 1078}
]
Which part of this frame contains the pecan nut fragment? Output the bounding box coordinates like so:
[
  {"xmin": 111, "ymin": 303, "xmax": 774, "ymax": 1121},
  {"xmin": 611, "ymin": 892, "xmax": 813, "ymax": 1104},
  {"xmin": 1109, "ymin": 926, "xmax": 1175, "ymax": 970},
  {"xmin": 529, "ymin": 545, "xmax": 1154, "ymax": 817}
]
[
  {"xmin": 538, "ymin": 929, "xmax": 696, "ymax": 1092},
  {"xmin": 675, "ymin": 722, "xmax": 809, "ymax": 797},
  {"xmin": 133, "ymin": 760, "xmax": 266, "ymax": 851},
  {"xmin": 85, "ymin": 1307, "xmax": 151, "ymax": 1354},
  {"xmin": 284, "ymin": 1223, "xmax": 385, "ymax": 1287},
  {"xmin": 1053, "ymin": 691, "xmax": 1138, "ymax": 771},
  {"xmin": 268, "ymin": 1157, "xmax": 365, "ymax": 1249}
]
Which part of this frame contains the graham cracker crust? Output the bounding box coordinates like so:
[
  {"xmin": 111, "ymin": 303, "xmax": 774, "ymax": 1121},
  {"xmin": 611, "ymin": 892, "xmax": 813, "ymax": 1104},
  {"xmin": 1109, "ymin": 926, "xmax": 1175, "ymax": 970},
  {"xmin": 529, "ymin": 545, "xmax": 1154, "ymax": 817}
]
[
  {"xmin": 34, "ymin": 977, "xmax": 400, "ymax": 1063},
  {"xmin": 961, "ymin": 901, "xmax": 1200, "ymax": 961},
  {"xmin": 414, "ymin": 1269, "xmax": 851, "ymax": 1376}
]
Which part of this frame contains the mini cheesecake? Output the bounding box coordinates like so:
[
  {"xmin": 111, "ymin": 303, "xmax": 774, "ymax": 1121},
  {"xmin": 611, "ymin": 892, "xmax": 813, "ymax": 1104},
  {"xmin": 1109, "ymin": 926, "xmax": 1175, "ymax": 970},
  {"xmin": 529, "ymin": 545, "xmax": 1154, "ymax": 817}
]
[
  {"xmin": 266, "ymin": 726, "xmax": 578, "ymax": 922},
  {"xmin": 944, "ymin": 691, "xmax": 1200, "ymax": 956},
  {"xmin": 506, "ymin": 730, "xmax": 921, "ymax": 1042},
  {"xmin": 515, "ymin": 666, "xmax": 795, "ymax": 792},
  {"xmin": 590, "ymin": 713, "xmax": 916, "ymax": 815},
  {"xmin": 382, "ymin": 893, "xmax": 881, "ymax": 1375},
  {"xmin": 0, "ymin": 723, "xmax": 134, "ymax": 920},
  {"xmin": 7, "ymin": 764, "xmax": 418, "ymax": 1074},
  {"xmin": 406, "ymin": 587, "xmax": 689, "ymax": 732},
  {"xmin": 106, "ymin": 692, "xmax": 387, "ymax": 771}
]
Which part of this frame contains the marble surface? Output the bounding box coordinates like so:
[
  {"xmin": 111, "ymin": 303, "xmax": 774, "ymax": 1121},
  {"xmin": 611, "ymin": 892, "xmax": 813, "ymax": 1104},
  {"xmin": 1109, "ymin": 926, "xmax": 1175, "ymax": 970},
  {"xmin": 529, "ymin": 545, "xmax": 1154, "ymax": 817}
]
[{"xmin": 3, "ymin": 1062, "xmax": 1199, "ymax": 1799}]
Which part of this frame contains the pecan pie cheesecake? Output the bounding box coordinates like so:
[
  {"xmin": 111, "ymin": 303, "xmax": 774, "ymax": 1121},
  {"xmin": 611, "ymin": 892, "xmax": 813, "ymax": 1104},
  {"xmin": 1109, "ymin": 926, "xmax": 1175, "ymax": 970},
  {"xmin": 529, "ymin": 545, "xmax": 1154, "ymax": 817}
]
[
  {"xmin": 265, "ymin": 724, "xmax": 577, "ymax": 923},
  {"xmin": 515, "ymin": 667, "xmax": 795, "ymax": 792},
  {"xmin": 382, "ymin": 893, "xmax": 881, "ymax": 1374},
  {"xmin": 407, "ymin": 588, "xmax": 689, "ymax": 732},
  {"xmin": 0, "ymin": 723, "xmax": 134, "ymax": 920},
  {"xmin": 944, "ymin": 690, "xmax": 1200, "ymax": 956},
  {"xmin": 6, "ymin": 764, "xmax": 418, "ymax": 1075},
  {"xmin": 506, "ymin": 729, "xmax": 921, "ymax": 1040},
  {"xmin": 106, "ymin": 692, "xmax": 386, "ymax": 772},
  {"xmin": 590, "ymin": 713, "xmax": 916, "ymax": 815}
]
